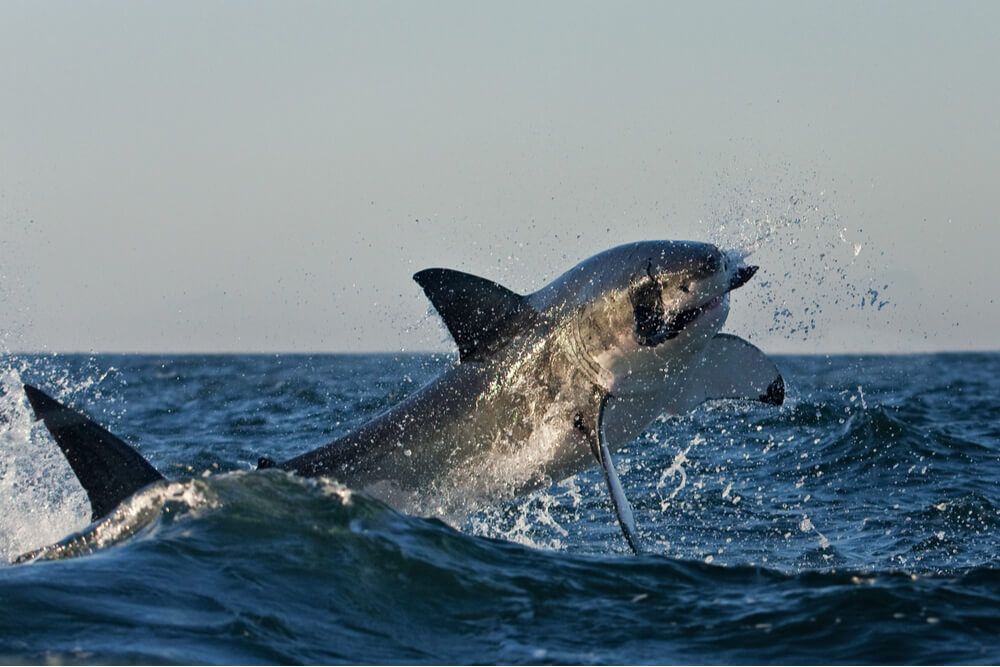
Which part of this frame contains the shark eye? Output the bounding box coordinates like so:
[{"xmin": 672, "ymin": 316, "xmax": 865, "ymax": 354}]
[{"xmin": 678, "ymin": 283, "xmax": 690, "ymax": 294}]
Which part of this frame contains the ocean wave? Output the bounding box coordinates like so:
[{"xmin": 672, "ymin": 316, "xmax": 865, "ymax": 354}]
[
  {"xmin": 2, "ymin": 471, "xmax": 997, "ymax": 663},
  {"xmin": 1, "ymin": 353, "xmax": 998, "ymax": 663}
]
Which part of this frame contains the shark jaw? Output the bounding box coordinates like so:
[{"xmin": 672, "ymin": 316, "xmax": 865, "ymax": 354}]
[{"xmin": 637, "ymin": 263, "xmax": 759, "ymax": 348}]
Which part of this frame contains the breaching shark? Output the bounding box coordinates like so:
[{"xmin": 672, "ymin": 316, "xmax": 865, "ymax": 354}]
[{"xmin": 21, "ymin": 240, "xmax": 783, "ymax": 554}]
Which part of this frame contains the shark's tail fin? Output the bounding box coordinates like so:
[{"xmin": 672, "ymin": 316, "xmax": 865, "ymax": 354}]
[{"xmin": 22, "ymin": 384, "xmax": 164, "ymax": 522}]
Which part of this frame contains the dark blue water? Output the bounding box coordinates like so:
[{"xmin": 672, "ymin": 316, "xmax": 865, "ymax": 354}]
[{"xmin": 0, "ymin": 352, "xmax": 997, "ymax": 664}]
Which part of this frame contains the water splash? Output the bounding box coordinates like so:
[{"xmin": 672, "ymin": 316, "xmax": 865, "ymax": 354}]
[
  {"xmin": 14, "ymin": 477, "xmax": 219, "ymax": 564},
  {"xmin": 0, "ymin": 350, "xmax": 134, "ymax": 562},
  {"xmin": 0, "ymin": 360, "xmax": 91, "ymax": 562},
  {"xmin": 656, "ymin": 433, "xmax": 703, "ymax": 507},
  {"xmin": 697, "ymin": 172, "xmax": 893, "ymax": 350}
]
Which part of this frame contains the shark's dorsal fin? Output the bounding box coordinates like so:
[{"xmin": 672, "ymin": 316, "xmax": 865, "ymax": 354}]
[{"xmin": 413, "ymin": 268, "xmax": 536, "ymax": 362}]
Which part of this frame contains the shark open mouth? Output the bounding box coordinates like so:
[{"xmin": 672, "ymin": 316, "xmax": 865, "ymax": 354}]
[
  {"xmin": 635, "ymin": 265, "xmax": 758, "ymax": 347},
  {"xmin": 666, "ymin": 293, "xmax": 725, "ymax": 333}
]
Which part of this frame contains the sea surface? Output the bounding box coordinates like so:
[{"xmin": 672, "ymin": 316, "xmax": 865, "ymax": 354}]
[{"xmin": 0, "ymin": 352, "xmax": 997, "ymax": 664}]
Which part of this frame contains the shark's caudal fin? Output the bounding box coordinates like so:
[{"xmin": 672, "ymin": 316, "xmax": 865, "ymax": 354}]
[{"xmin": 22, "ymin": 385, "xmax": 164, "ymax": 521}]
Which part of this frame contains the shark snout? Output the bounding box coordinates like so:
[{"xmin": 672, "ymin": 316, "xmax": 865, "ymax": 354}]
[{"xmin": 728, "ymin": 265, "xmax": 758, "ymax": 291}]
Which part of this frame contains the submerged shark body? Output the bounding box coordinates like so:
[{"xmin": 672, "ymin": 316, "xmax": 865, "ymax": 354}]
[{"xmin": 22, "ymin": 241, "xmax": 783, "ymax": 554}]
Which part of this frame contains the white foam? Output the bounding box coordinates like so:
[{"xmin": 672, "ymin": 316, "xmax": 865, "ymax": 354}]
[
  {"xmin": 16, "ymin": 477, "xmax": 219, "ymax": 563},
  {"xmin": 0, "ymin": 362, "xmax": 90, "ymax": 563},
  {"xmin": 312, "ymin": 477, "xmax": 354, "ymax": 505}
]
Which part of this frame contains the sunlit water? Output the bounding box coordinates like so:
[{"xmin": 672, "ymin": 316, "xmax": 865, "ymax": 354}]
[{"xmin": 0, "ymin": 352, "xmax": 997, "ymax": 664}]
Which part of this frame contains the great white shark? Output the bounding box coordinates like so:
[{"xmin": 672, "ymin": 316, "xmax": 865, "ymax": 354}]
[{"xmin": 21, "ymin": 240, "xmax": 783, "ymax": 554}]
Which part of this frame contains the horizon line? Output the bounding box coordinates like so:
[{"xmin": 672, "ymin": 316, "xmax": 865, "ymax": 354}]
[{"xmin": 4, "ymin": 347, "xmax": 998, "ymax": 357}]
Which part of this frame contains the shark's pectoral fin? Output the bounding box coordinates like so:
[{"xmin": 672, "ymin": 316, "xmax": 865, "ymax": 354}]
[
  {"xmin": 658, "ymin": 333, "xmax": 785, "ymax": 415},
  {"xmin": 686, "ymin": 333, "xmax": 785, "ymax": 408},
  {"xmin": 600, "ymin": 334, "xmax": 784, "ymax": 447},
  {"xmin": 575, "ymin": 392, "xmax": 643, "ymax": 555},
  {"xmin": 413, "ymin": 268, "xmax": 537, "ymax": 362},
  {"xmin": 22, "ymin": 384, "xmax": 164, "ymax": 522}
]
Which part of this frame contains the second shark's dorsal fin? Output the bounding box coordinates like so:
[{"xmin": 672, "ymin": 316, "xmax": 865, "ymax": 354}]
[{"xmin": 413, "ymin": 268, "xmax": 536, "ymax": 362}]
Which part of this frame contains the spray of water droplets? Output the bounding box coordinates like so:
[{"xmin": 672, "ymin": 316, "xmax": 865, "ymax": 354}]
[{"xmin": 697, "ymin": 170, "xmax": 893, "ymax": 349}]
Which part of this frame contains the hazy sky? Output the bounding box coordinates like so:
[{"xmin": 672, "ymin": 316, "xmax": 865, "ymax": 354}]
[{"xmin": 1, "ymin": 1, "xmax": 997, "ymax": 354}]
